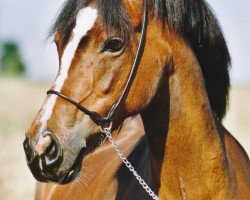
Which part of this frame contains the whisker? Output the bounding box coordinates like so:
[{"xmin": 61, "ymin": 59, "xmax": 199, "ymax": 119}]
[
  {"xmin": 78, "ymin": 176, "xmax": 89, "ymax": 187},
  {"xmin": 81, "ymin": 166, "xmax": 94, "ymax": 181},
  {"xmin": 74, "ymin": 178, "xmax": 85, "ymax": 191}
]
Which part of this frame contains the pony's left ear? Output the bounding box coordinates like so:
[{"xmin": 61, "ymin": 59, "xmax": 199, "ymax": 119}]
[{"xmin": 123, "ymin": 0, "xmax": 143, "ymax": 28}]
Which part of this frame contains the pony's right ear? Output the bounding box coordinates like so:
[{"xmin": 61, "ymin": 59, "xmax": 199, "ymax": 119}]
[{"xmin": 124, "ymin": 0, "xmax": 143, "ymax": 28}]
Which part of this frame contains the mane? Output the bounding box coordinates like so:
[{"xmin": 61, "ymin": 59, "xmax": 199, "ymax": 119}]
[
  {"xmin": 49, "ymin": 0, "xmax": 131, "ymax": 41},
  {"xmin": 50, "ymin": 0, "xmax": 230, "ymax": 120},
  {"xmin": 152, "ymin": 0, "xmax": 231, "ymax": 120}
]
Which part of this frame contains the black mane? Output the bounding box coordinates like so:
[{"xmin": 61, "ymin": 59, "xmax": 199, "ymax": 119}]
[
  {"xmin": 154, "ymin": 0, "xmax": 230, "ymax": 120},
  {"xmin": 50, "ymin": 0, "xmax": 230, "ymax": 120},
  {"xmin": 49, "ymin": 0, "xmax": 131, "ymax": 41}
]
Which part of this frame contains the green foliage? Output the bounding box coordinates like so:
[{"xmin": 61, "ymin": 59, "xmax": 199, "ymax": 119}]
[{"xmin": 0, "ymin": 41, "xmax": 25, "ymax": 76}]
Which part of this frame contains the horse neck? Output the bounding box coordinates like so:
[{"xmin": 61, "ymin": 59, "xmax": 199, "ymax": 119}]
[{"xmin": 141, "ymin": 34, "xmax": 230, "ymax": 197}]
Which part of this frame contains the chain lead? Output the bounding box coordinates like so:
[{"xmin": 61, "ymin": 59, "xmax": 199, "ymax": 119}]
[{"xmin": 100, "ymin": 123, "xmax": 160, "ymax": 200}]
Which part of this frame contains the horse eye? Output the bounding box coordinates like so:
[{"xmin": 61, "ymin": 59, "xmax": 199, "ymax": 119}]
[{"xmin": 103, "ymin": 37, "xmax": 124, "ymax": 53}]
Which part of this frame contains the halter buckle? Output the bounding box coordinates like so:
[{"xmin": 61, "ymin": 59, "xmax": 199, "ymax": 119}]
[{"xmin": 100, "ymin": 121, "xmax": 113, "ymax": 133}]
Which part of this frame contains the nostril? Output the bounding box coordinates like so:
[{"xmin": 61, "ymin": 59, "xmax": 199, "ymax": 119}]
[
  {"xmin": 36, "ymin": 132, "xmax": 62, "ymax": 169},
  {"xmin": 45, "ymin": 139, "xmax": 56, "ymax": 157},
  {"xmin": 44, "ymin": 139, "xmax": 60, "ymax": 167}
]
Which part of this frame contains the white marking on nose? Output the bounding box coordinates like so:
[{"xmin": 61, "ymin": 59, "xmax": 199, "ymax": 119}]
[
  {"xmin": 38, "ymin": 7, "xmax": 98, "ymax": 135},
  {"xmin": 179, "ymin": 177, "xmax": 186, "ymax": 200}
]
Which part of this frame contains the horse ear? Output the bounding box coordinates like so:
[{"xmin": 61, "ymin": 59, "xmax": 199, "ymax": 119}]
[{"xmin": 124, "ymin": 0, "xmax": 143, "ymax": 28}]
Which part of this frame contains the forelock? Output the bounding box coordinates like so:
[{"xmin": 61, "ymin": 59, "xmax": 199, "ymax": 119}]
[{"xmin": 49, "ymin": 0, "xmax": 131, "ymax": 41}]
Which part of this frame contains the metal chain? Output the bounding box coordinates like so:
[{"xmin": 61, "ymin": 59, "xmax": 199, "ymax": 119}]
[
  {"xmin": 97, "ymin": 132, "xmax": 106, "ymax": 146},
  {"xmin": 100, "ymin": 123, "xmax": 160, "ymax": 200}
]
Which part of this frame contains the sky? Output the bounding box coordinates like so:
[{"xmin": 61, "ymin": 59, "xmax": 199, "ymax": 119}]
[{"xmin": 0, "ymin": 0, "xmax": 249, "ymax": 84}]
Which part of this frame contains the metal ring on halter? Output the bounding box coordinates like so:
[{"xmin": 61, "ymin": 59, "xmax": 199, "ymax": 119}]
[{"xmin": 100, "ymin": 121, "xmax": 113, "ymax": 132}]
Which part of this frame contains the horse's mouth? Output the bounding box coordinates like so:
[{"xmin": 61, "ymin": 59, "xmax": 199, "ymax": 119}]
[
  {"xmin": 59, "ymin": 132, "xmax": 104, "ymax": 184},
  {"xmin": 27, "ymin": 132, "xmax": 104, "ymax": 184}
]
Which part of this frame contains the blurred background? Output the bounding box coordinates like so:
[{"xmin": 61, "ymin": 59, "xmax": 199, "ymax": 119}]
[{"xmin": 0, "ymin": 0, "xmax": 249, "ymax": 199}]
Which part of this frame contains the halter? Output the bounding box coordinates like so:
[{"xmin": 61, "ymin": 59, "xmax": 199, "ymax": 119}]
[
  {"xmin": 47, "ymin": 1, "xmax": 159, "ymax": 199},
  {"xmin": 47, "ymin": 0, "xmax": 148, "ymax": 128}
]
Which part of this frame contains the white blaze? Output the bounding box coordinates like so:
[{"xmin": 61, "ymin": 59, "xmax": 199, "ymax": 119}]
[{"xmin": 38, "ymin": 7, "xmax": 98, "ymax": 134}]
